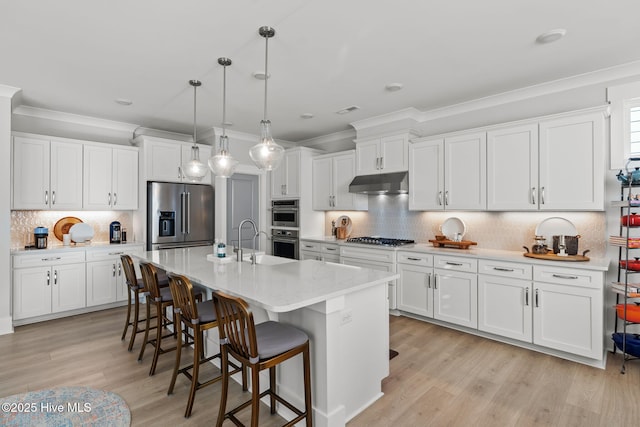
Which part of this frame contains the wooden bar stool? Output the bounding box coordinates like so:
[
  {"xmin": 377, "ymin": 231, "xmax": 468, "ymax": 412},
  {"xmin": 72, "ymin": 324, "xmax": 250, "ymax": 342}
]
[
  {"xmin": 166, "ymin": 273, "xmax": 244, "ymax": 418},
  {"xmin": 138, "ymin": 261, "xmax": 199, "ymax": 376},
  {"xmin": 212, "ymin": 290, "xmax": 312, "ymax": 427},
  {"xmin": 120, "ymin": 255, "xmax": 170, "ymax": 352}
]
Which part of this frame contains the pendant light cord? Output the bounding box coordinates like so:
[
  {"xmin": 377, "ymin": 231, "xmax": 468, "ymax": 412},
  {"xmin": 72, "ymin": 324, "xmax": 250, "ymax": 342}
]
[
  {"xmin": 192, "ymin": 82, "xmax": 198, "ymax": 147},
  {"xmin": 263, "ymin": 34, "xmax": 269, "ymax": 122},
  {"xmin": 222, "ymin": 63, "xmax": 227, "ymax": 138}
]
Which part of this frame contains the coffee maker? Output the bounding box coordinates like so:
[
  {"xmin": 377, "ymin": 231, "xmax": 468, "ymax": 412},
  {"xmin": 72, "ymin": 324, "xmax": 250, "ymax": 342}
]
[{"xmin": 110, "ymin": 221, "xmax": 121, "ymax": 244}]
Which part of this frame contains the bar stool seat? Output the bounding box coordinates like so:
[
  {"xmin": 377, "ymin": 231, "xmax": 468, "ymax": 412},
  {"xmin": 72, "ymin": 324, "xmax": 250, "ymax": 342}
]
[{"xmin": 213, "ymin": 290, "xmax": 312, "ymax": 427}]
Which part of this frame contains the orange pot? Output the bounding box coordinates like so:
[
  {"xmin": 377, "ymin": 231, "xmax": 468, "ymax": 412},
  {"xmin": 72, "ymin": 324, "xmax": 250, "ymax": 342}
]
[{"xmin": 616, "ymin": 304, "xmax": 640, "ymax": 323}]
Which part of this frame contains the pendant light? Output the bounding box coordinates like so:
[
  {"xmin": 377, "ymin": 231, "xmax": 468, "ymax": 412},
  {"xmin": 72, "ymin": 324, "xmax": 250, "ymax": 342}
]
[
  {"xmin": 208, "ymin": 57, "xmax": 239, "ymax": 178},
  {"xmin": 249, "ymin": 26, "xmax": 285, "ymax": 171},
  {"xmin": 182, "ymin": 79, "xmax": 208, "ymax": 182}
]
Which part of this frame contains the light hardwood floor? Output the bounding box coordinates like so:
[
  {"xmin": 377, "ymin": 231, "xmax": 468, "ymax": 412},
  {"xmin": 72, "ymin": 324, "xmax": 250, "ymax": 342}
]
[{"xmin": 1, "ymin": 308, "xmax": 640, "ymax": 426}]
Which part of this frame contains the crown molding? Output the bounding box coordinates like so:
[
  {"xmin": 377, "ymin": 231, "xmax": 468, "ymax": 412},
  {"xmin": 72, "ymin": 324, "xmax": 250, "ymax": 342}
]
[
  {"xmin": 0, "ymin": 84, "xmax": 21, "ymax": 99},
  {"xmin": 350, "ymin": 107, "xmax": 423, "ymax": 132},
  {"xmin": 13, "ymin": 105, "xmax": 139, "ymax": 133},
  {"xmin": 296, "ymin": 129, "xmax": 355, "ymax": 147}
]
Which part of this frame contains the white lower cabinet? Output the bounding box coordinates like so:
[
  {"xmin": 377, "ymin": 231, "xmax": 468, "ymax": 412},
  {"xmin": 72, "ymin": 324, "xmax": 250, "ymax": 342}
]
[
  {"xmin": 434, "ymin": 267, "xmax": 477, "ymax": 329},
  {"xmin": 397, "ymin": 253, "xmax": 433, "ymax": 317},
  {"xmin": 86, "ymin": 246, "xmax": 143, "ymax": 307},
  {"xmin": 13, "ymin": 252, "xmax": 86, "ymax": 320},
  {"xmin": 300, "ymin": 240, "xmax": 340, "ymax": 262}
]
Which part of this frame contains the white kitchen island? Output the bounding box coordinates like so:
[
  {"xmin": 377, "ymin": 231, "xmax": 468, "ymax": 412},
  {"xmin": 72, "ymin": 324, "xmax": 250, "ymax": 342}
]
[{"xmin": 134, "ymin": 246, "xmax": 398, "ymax": 427}]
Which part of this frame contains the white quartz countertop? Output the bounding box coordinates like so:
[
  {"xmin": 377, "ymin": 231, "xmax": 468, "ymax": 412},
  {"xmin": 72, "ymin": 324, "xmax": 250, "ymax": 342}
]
[
  {"xmin": 11, "ymin": 241, "xmax": 144, "ymax": 255},
  {"xmin": 134, "ymin": 246, "xmax": 399, "ymax": 313},
  {"xmin": 300, "ymin": 236, "xmax": 610, "ymax": 271}
]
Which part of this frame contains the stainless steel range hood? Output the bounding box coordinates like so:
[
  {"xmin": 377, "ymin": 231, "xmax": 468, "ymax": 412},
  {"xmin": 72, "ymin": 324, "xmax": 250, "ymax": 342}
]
[{"xmin": 348, "ymin": 171, "xmax": 408, "ymax": 194}]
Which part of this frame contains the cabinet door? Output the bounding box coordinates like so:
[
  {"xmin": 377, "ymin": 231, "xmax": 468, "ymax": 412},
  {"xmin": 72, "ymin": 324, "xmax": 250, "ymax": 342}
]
[
  {"xmin": 398, "ymin": 264, "xmax": 432, "ymax": 317},
  {"xmin": 299, "ymin": 250, "xmax": 320, "ymax": 261},
  {"xmin": 284, "ymin": 150, "xmax": 300, "ymax": 197},
  {"xmin": 379, "ymin": 135, "xmax": 408, "ymax": 173},
  {"xmin": 115, "ymin": 259, "xmax": 128, "ymax": 302},
  {"xmin": 312, "ymin": 157, "xmax": 333, "ymax": 210},
  {"xmin": 333, "ymin": 152, "xmax": 366, "ymax": 210},
  {"xmin": 112, "ymin": 148, "xmax": 138, "ymax": 210},
  {"xmin": 533, "ymin": 282, "xmax": 602, "ymax": 359},
  {"xmin": 86, "ymin": 260, "xmax": 118, "ymax": 306},
  {"xmin": 83, "ymin": 145, "xmax": 113, "ymax": 210},
  {"xmin": 147, "ymin": 140, "xmax": 183, "ymax": 183},
  {"xmin": 409, "ymin": 139, "xmax": 445, "ymax": 210},
  {"xmin": 12, "ymin": 136, "xmax": 50, "ymax": 209},
  {"xmin": 487, "ymin": 124, "xmax": 538, "ymax": 210},
  {"xmin": 355, "ymin": 140, "xmax": 380, "ymax": 176},
  {"xmin": 434, "ymin": 270, "xmax": 478, "ymax": 328},
  {"xmin": 478, "ymin": 275, "xmax": 532, "ymax": 342},
  {"xmin": 49, "ymin": 140, "xmax": 83, "ymax": 209},
  {"xmin": 13, "ymin": 266, "xmax": 52, "ymax": 320},
  {"xmin": 444, "ymin": 132, "xmax": 486, "ymax": 210},
  {"xmin": 51, "ymin": 263, "xmax": 86, "ymax": 313},
  {"xmin": 538, "ymin": 112, "xmax": 605, "ymax": 210}
]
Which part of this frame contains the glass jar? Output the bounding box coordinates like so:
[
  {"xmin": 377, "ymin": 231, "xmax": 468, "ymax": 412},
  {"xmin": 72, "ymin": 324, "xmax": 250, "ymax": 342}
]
[{"xmin": 532, "ymin": 235, "xmax": 548, "ymax": 254}]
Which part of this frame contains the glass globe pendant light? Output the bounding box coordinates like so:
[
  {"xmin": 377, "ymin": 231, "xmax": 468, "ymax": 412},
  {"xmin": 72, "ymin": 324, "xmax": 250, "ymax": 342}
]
[
  {"xmin": 182, "ymin": 79, "xmax": 209, "ymax": 182},
  {"xmin": 208, "ymin": 57, "xmax": 238, "ymax": 178},
  {"xmin": 249, "ymin": 26, "xmax": 284, "ymax": 171}
]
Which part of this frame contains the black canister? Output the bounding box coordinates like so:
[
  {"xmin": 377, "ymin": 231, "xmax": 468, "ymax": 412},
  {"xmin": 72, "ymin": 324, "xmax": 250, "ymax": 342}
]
[
  {"xmin": 110, "ymin": 221, "xmax": 121, "ymax": 244},
  {"xmin": 34, "ymin": 227, "xmax": 48, "ymax": 249}
]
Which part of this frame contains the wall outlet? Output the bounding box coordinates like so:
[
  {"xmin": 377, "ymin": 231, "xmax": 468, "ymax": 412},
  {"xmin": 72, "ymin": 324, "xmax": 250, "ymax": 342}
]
[{"xmin": 341, "ymin": 309, "xmax": 353, "ymax": 325}]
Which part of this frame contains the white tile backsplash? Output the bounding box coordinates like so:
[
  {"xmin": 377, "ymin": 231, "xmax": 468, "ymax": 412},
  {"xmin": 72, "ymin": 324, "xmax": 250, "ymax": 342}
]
[{"xmin": 326, "ymin": 195, "xmax": 607, "ymax": 257}]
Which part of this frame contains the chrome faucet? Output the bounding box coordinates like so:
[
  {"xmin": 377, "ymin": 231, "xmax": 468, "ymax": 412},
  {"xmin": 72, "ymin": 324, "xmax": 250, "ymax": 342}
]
[{"xmin": 237, "ymin": 218, "xmax": 258, "ymax": 263}]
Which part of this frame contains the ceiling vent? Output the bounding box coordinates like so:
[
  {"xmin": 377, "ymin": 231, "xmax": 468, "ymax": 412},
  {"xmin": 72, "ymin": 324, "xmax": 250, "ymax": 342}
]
[{"xmin": 335, "ymin": 105, "xmax": 360, "ymax": 115}]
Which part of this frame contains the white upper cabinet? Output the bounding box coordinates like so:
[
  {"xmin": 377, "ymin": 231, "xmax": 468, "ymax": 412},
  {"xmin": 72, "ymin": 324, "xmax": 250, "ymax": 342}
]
[
  {"xmin": 409, "ymin": 131, "xmax": 486, "ymax": 211},
  {"xmin": 271, "ymin": 149, "xmax": 301, "ymax": 199},
  {"xmin": 355, "ymin": 133, "xmax": 413, "ymax": 176},
  {"xmin": 83, "ymin": 145, "xmax": 138, "ymax": 210},
  {"xmin": 538, "ymin": 111, "xmax": 605, "ymax": 210},
  {"xmin": 144, "ymin": 138, "xmax": 212, "ymax": 183},
  {"xmin": 12, "ymin": 136, "xmax": 83, "ymax": 210},
  {"xmin": 312, "ymin": 151, "xmax": 367, "ymax": 211},
  {"xmin": 487, "ymin": 123, "xmax": 539, "ymax": 210}
]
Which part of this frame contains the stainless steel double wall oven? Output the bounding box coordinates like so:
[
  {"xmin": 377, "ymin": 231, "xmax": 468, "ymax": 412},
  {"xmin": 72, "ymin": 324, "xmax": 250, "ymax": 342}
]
[{"xmin": 271, "ymin": 199, "xmax": 299, "ymax": 259}]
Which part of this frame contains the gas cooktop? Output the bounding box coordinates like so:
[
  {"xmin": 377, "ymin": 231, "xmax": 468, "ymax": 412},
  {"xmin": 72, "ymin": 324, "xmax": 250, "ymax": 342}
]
[{"xmin": 345, "ymin": 237, "xmax": 415, "ymax": 247}]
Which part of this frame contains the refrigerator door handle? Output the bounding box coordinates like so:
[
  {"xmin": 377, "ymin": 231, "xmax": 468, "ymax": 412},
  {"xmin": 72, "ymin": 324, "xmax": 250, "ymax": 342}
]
[
  {"xmin": 180, "ymin": 192, "xmax": 186, "ymax": 234},
  {"xmin": 186, "ymin": 192, "xmax": 191, "ymax": 235}
]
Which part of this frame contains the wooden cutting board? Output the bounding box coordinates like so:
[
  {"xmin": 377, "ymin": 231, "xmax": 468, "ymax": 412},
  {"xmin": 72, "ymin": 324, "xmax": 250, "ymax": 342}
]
[
  {"xmin": 429, "ymin": 239, "xmax": 477, "ymax": 249},
  {"xmin": 523, "ymin": 252, "xmax": 589, "ymax": 262}
]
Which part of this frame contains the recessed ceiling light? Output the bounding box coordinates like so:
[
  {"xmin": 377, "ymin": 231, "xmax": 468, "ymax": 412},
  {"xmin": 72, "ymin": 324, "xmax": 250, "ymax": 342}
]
[
  {"xmin": 300, "ymin": 113, "xmax": 314, "ymax": 119},
  {"xmin": 335, "ymin": 105, "xmax": 360, "ymax": 115},
  {"xmin": 385, "ymin": 83, "xmax": 403, "ymax": 92},
  {"xmin": 252, "ymin": 71, "xmax": 271, "ymax": 80},
  {"xmin": 115, "ymin": 98, "xmax": 133, "ymax": 106},
  {"xmin": 536, "ymin": 29, "xmax": 567, "ymax": 44}
]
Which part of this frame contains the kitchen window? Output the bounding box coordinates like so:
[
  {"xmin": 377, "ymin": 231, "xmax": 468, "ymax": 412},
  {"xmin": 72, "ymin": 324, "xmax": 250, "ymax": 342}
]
[
  {"xmin": 630, "ymin": 102, "xmax": 640, "ymax": 155},
  {"xmin": 608, "ymin": 80, "xmax": 640, "ymax": 169}
]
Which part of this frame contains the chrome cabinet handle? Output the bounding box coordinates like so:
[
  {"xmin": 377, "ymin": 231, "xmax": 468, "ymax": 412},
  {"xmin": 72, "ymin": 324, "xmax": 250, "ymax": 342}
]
[
  {"xmin": 493, "ymin": 267, "xmax": 514, "ymax": 272},
  {"xmin": 108, "ymin": 252, "xmax": 124, "ymax": 256},
  {"xmin": 407, "ymin": 257, "xmax": 422, "ymax": 261},
  {"xmin": 108, "ymin": 192, "xmax": 111, "ymax": 205},
  {"xmin": 445, "ymin": 190, "xmax": 449, "ymax": 205},
  {"xmin": 552, "ymin": 273, "xmax": 578, "ymax": 280},
  {"xmin": 375, "ymin": 157, "xmax": 380, "ymax": 170},
  {"xmin": 54, "ymin": 270, "xmax": 57, "ymax": 285},
  {"xmin": 446, "ymin": 261, "xmax": 463, "ymax": 266},
  {"xmin": 541, "ymin": 186, "xmax": 545, "ymax": 204},
  {"xmin": 438, "ymin": 191, "xmax": 443, "ymax": 206},
  {"xmin": 535, "ymin": 288, "xmax": 540, "ymax": 307},
  {"xmin": 525, "ymin": 287, "xmax": 529, "ymax": 306},
  {"xmin": 118, "ymin": 263, "xmax": 122, "ymax": 276},
  {"xmin": 531, "ymin": 187, "xmax": 536, "ymax": 205},
  {"xmin": 44, "ymin": 190, "xmax": 48, "ymax": 205},
  {"xmin": 52, "ymin": 190, "xmax": 56, "ymax": 205},
  {"xmin": 112, "ymin": 263, "xmax": 116, "ymax": 277},
  {"xmin": 42, "ymin": 257, "xmax": 61, "ymax": 261},
  {"xmin": 113, "ymin": 192, "xmax": 117, "ymax": 206},
  {"xmin": 425, "ymin": 273, "xmax": 430, "ymax": 288},
  {"xmin": 434, "ymin": 274, "xmax": 438, "ymax": 289},
  {"xmin": 178, "ymin": 166, "xmax": 182, "ymax": 179},
  {"xmin": 46, "ymin": 271, "xmax": 50, "ymax": 286},
  {"xmin": 380, "ymin": 156, "xmax": 384, "ymax": 170},
  {"xmin": 326, "ymin": 247, "xmax": 337, "ymax": 251}
]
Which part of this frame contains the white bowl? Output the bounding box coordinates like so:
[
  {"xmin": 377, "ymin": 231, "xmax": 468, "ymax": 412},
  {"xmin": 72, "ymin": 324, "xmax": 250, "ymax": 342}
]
[{"xmin": 69, "ymin": 223, "xmax": 94, "ymax": 243}]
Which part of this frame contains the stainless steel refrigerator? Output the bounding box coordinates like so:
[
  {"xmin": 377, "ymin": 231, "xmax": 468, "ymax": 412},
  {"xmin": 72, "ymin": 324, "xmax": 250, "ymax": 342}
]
[{"xmin": 147, "ymin": 181, "xmax": 214, "ymax": 250}]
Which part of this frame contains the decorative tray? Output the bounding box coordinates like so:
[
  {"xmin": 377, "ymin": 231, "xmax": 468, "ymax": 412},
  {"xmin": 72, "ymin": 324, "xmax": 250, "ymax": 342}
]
[
  {"xmin": 522, "ymin": 252, "xmax": 590, "ymax": 262},
  {"xmin": 429, "ymin": 239, "xmax": 477, "ymax": 249},
  {"xmin": 53, "ymin": 216, "xmax": 83, "ymax": 241}
]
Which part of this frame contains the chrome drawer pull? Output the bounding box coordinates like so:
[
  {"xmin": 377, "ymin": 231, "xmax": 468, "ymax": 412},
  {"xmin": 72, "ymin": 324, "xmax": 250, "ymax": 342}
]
[
  {"xmin": 325, "ymin": 247, "xmax": 337, "ymax": 251},
  {"xmin": 445, "ymin": 261, "xmax": 463, "ymax": 266},
  {"xmin": 552, "ymin": 274, "xmax": 578, "ymax": 280},
  {"xmin": 42, "ymin": 257, "xmax": 62, "ymax": 261},
  {"xmin": 407, "ymin": 257, "xmax": 422, "ymax": 261},
  {"xmin": 46, "ymin": 271, "xmax": 50, "ymax": 286},
  {"xmin": 108, "ymin": 252, "xmax": 125, "ymax": 256},
  {"xmin": 493, "ymin": 267, "xmax": 514, "ymax": 272},
  {"xmin": 525, "ymin": 287, "xmax": 529, "ymax": 306}
]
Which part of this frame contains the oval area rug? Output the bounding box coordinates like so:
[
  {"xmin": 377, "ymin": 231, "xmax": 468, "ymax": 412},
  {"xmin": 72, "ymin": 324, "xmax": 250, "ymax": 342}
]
[{"xmin": 0, "ymin": 386, "xmax": 131, "ymax": 426}]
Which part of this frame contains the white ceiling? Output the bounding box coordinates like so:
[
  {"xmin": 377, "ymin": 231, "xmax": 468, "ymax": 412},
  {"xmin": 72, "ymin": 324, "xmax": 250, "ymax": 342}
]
[{"xmin": 2, "ymin": 0, "xmax": 640, "ymax": 142}]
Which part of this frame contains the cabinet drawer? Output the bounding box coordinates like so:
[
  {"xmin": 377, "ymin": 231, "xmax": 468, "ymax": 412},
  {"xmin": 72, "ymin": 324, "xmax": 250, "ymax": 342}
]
[
  {"xmin": 397, "ymin": 251, "xmax": 433, "ymax": 266},
  {"xmin": 300, "ymin": 241, "xmax": 321, "ymax": 253},
  {"xmin": 434, "ymin": 255, "xmax": 477, "ymax": 273},
  {"xmin": 479, "ymin": 259, "xmax": 532, "ymax": 280},
  {"xmin": 86, "ymin": 246, "xmax": 143, "ymax": 262},
  {"xmin": 13, "ymin": 250, "xmax": 85, "ymax": 268},
  {"xmin": 533, "ymin": 265, "xmax": 602, "ymax": 289},
  {"xmin": 340, "ymin": 245, "xmax": 396, "ymax": 263},
  {"xmin": 321, "ymin": 244, "xmax": 339, "ymax": 256}
]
